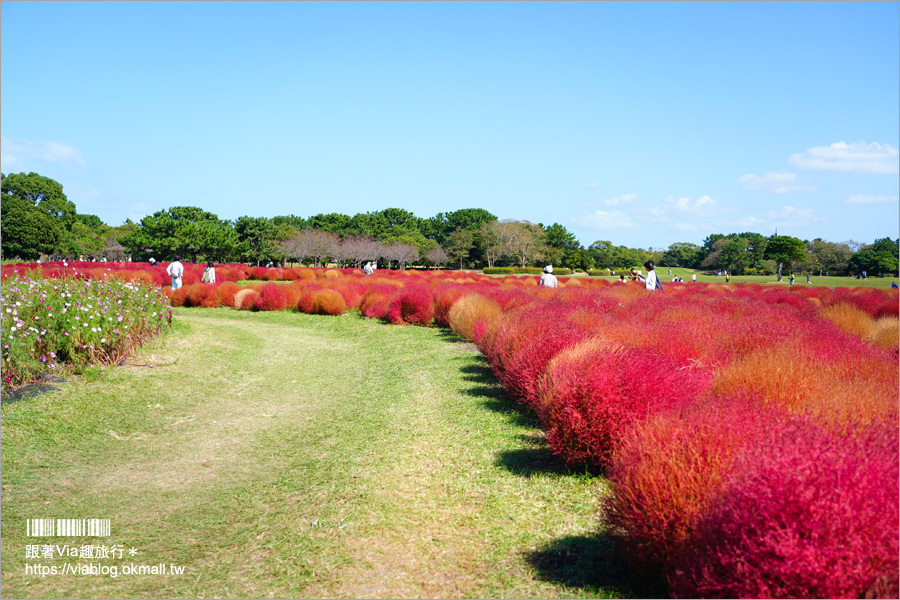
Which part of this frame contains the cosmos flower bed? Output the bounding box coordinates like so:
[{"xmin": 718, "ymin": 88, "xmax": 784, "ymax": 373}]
[
  {"xmin": 3, "ymin": 260, "xmax": 898, "ymax": 597},
  {"xmin": 1, "ymin": 269, "xmax": 172, "ymax": 388}
]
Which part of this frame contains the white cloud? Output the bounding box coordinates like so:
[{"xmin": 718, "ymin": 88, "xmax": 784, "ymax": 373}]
[
  {"xmin": 737, "ymin": 171, "xmax": 819, "ymax": 194},
  {"xmin": 718, "ymin": 216, "xmax": 766, "ymax": 229},
  {"xmin": 766, "ymin": 206, "xmax": 827, "ymax": 227},
  {"xmin": 1, "ymin": 136, "xmax": 88, "ymax": 169},
  {"xmin": 571, "ymin": 210, "xmax": 636, "ymax": 230},
  {"xmin": 844, "ymin": 194, "xmax": 899, "ymax": 205},
  {"xmin": 604, "ymin": 193, "xmax": 638, "ymax": 206},
  {"xmin": 649, "ymin": 195, "xmax": 729, "ymax": 221},
  {"xmin": 788, "ymin": 141, "xmax": 899, "ymax": 174},
  {"xmin": 585, "ymin": 182, "xmax": 601, "ymax": 190},
  {"xmin": 671, "ymin": 222, "xmax": 699, "ymax": 233}
]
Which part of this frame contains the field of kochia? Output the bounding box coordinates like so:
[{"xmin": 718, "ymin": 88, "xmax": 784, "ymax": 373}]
[{"xmin": 3, "ymin": 260, "xmax": 898, "ymax": 598}]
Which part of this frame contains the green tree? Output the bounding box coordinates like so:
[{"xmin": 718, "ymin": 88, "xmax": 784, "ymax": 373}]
[
  {"xmin": 543, "ymin": 223, "xmax": 582, "ymax": 270},
  {"xmin": 871, "ymin": 237, "xmax": 900, "ymax": 256},
  {"xmin": 764, "ymin": 235, "xmax": 807, "ymax": 280},
  {"xmin": 122, "ymin": 206, "xmax": 234, "ymax": 262},
  {"xmin": 308, "ymin": 212, "xmax": 354, "ymax": 236},
  {"xmin": 425, "ymin": 209, "xmax": 497, "ymax": 244},
  {"xmin": 234, "ymin": 216, "xmax": 276, "ymax": 265},
  {"xmin": 1, "ymin": 172, "xmax": 77, "ymax": 259},
  {"xmin": 445, "ymin": 228, "xmax": 475, "ymax": 269},
  {"xmin": 659, "ymin": 242, "xmax": 702, "ymax": 268},
  {"xmin": 73, "ymin": 214, "xmax": 105, "ymax": 229}
]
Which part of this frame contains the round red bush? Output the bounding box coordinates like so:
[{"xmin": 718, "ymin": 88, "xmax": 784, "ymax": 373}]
[
  {"xmin": 254, "ymin": 283, "xmax": 289, "ymax": 311},
  {"xmin": 217, "ymin": 282, "xmax": 243, "ymax": 307},
  {"xmin": 186, "ymin": 283, "xmax": 219, "ymax": 308},
  {"xmin": 538, "ymin": 343, "xmax": 712, "ymax": 469},
  {"xmin": 671, "ymin": 420, "xmax": 899, "ymax": 599},
  {"xmin": 386, "ymin": 285, "xmax": 434, "ymax": 325},
  {"xmin": 169, "ymin": 286, "xmax": 189, "ymax": 307},
  {"xmin": 603, "ymin": 394, "xmax": 784, "ymax": 578}
]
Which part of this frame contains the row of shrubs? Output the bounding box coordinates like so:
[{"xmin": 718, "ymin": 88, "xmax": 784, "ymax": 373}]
[
  {"xmin": 450, "ymin": 285, "xmax": 898, "ymax": 598},
  {"xmin": 5, "ymin": 262, "xmax": 899, "ymax": 596}
]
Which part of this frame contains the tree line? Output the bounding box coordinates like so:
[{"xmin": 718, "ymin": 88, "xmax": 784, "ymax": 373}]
[{"xmin": 2, "ymin": 171, "xmax": 898, "ymax": 276}]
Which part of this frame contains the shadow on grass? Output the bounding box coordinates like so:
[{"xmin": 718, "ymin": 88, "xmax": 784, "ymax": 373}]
[{"xmin": 525, "ymin": 533, "xmax": 668, "ymax": 599}]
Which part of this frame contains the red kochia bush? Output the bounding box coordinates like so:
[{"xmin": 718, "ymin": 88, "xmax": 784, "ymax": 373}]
[
  {"xmin": 254, "ymin": 283, "xmax": 289, "ymax": 311},
  {"xmin": 670, "ymin": 420, "xmax": 899, "ymax": 599},
  {"xmin": 386, "ymin": 285, "xmax": 434, "ymax": 325},
  {"xmin": 186, "ymin": 283, "xmax": 219, "ymax": 308},
  {"xmin": 603, "ymin": 394, "xmax": 784, "ymax": 578},
  {"xmin": 169, "ymin": 286, "xmax": 190, "ymax": 307},
  {"xmin": 217, "ymin": 282, "xmax": 243, "ymax": 307},
  {"xmin": 538, "ymin": 341, "xmax": 713, "ymax": 468}
]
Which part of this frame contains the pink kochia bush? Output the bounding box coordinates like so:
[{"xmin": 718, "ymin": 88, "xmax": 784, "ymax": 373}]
[{"xmin": 670, "ymin": 420, "xmax": 899, "ymax": 599}]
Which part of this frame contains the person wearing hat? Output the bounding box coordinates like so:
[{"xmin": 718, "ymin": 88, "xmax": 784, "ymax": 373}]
[{"xmin": 539, "ymin": 265, "xmax": 558, "ymax": 288}]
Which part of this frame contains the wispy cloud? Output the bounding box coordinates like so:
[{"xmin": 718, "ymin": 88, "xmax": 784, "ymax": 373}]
[
  {"xmin": 1, "ymin": 136, "xmax": 88, "ymax": 169},
  {"xmin": 604, "ymin": 193, "xmax": 638, "ymax": 206},
  {"xmin": 844, "ymin": 194, "xmax": 899, "ymax": 205},
  {"xmin": 649, "ymin": 195, "xmax": 730, "ymax": 221},
  {"xmin": 737, "ymin": 171, "xmax": 819, "ymax": 194},
  {"xmin": 671, "ymin": 222, "xmax": 699, "ymax": 233},
  {"xmin": 718, "ymin": 216, "xmax": 767, "ymax": 230},
  {"xmin": 585, "ymin": 182, "xmax": 601, "ymax": 190},
  {"xmin": 571, "ymin": 210, "xmax": 636, "ymax": 230},
  {"xmin": 767, "ymin": 205, "xmax": 827, "ymax": 227},
  {"xmin": 788, "ymin": 141, "xmax": 899, "ymax": 175}
]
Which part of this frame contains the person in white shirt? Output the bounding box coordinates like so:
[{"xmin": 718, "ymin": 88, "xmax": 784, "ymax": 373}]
[
  {"xmin": 539, "ymin": 265, "xmax": 558, "ymax": 288},
  {"xmin": 166, "ymin": 256, "xmax": 185, "ymax": 289},
  {"xmin": 633, "ymin": 260, "xmax": 659, "ymax": 290},
  {"xmin": 201, "ymin": 261, "xmax": 216, "ymax": 283},
  {"xmin": 692, "ymin": 272, "xmax": 697, "ymax": 282}
]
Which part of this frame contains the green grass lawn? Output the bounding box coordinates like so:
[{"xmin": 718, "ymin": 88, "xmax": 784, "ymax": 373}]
[{"xmin": 1, "ymin": 309, "xmax": 655, "ymax": 599}]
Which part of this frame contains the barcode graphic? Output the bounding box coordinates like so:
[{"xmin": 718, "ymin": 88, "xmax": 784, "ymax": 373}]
[{"xmin": 26, "ymin": 519, "xmax": 111, "ymax": 537}]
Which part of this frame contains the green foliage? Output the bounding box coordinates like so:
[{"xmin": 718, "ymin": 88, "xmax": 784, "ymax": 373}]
[
  {"xmin": 123, "ymin": 206, "xmax": 239, "ymax": 262},
  {"xmin": 659, "ymin": 242, "xmax": 702, "ymax": 268},
  {"xmin": 765, "ymin": 235, "xmax": 807, "ymax": 273},
  {"xmin": 543, "ymin": 223, "xmax": 583, "ymax": 269},
  {"xmin": 426, "ymin": 208, "xmax": 497, "ymax": 244},
  {"xmin": 73, "ymin": 214, "xmax": 105, "ymax": 229},
  {"xmin": 483, "ymin": 266, "xmax": 572, "ymax": 275},
  {"xmin": 587, "ymin": 240, "xmax": 652, "ymax": 271},
  {"xmin": 1, "ymin": 172, "xmax": 76, "ymax": 260},
  {"xmin": 849, "ymin": 248, "xmax": 900, "ymax": 277},
  {"xmin": 445, "ymin": 228, "xmax": 476, "ymax": 269}
]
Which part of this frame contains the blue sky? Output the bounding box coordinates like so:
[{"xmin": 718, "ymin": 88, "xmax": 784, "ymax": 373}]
[{"xmin": 2, "ymin": 1, "xmax": 898, "ymax": 250}]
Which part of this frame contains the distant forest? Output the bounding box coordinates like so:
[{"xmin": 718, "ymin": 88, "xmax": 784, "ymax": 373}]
[{"xmin": 3, "ymin": 171, "xmax": 898, "ymax": 276}]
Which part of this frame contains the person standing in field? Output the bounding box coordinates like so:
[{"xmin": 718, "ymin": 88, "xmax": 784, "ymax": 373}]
[
  {"xmin": 633, "ymin": 260, "xmax": 660, "ymax": 291},
  {"xmin": 167, "ymin": 256, "xmax": 185, "ymax": 290},
  {"xmin": 201, "ymin": 261, "xmax": 216, "ymax": 283},
  {"xmin": 692, "ymin": 272, "xmax": 697, "ymax": 282},
  {"xmin": 539, "ymin": 265, "xmax": 558, "ymax": 288}
]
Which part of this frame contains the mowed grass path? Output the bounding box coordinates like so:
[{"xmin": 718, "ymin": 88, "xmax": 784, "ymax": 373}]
[{"xmin": 2, "ymin": 309, "xmax": 642, "ymax": 599}]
